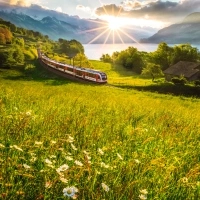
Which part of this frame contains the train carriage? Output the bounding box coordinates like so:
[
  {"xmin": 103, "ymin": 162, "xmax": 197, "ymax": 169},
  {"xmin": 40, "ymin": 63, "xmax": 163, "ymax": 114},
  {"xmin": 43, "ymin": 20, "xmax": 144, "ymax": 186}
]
[{"xmin": 38, "ymin": 49, "xmax": 107, "ymax": 84}]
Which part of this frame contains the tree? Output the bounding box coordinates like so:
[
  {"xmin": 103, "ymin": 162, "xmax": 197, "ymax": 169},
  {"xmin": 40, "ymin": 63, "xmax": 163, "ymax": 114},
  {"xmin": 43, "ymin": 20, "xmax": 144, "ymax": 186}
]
[
  {"xmin": 12, "ymin": 48, "xmax": 24, "ymax": 64},
  {"xmin": 60, "ymin": 39, "xmax": 84, "ymax": 65},
  {"xmin": 172, "ymin": 44, "xmax": 199, "ymax": 64},
  {"xmin": 100, "ymin": 53, "xmax": 112, "ymax": 63},
  {"xmin": 115, "ymin": 47, "xmax": 145, "ymax": 73},
  {"xmin": 0, "ymin": 26, "xmax": 12, "ymax": 44},
  {"xmin": 0, "ymin": 33, "xmax": 6, "ymax": 44},
  {"xmin": 74, "ymin": 53, "xmax": 88, "ymax": 67},
  {"xmin": 0, "ymin": 50, "xmax": 15, "ymax": 68},
  {"xmin": 149, "ymin": 42, "xmax": 173, "ymax": 70},
  {"xmin": 14, "ymin": 37, "xmax": 25, "ymax": 48},
  {"xmin": 142, "ymin": 63, "xmax": 163, "ymax": 81}
]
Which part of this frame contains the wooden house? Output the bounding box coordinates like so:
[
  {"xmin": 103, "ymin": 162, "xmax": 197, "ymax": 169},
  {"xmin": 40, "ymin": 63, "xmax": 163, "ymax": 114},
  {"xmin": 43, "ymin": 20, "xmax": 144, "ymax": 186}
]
[{"xmin": 163, "ymin": 61, "xmax": 200, "ymax": 81}]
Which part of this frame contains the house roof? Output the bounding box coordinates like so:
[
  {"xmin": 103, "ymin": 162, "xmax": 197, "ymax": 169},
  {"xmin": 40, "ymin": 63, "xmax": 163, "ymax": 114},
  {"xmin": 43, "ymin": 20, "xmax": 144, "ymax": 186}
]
[{"xmin": 163, "ymin": 61, "xmax": 200, "ymax": 78}]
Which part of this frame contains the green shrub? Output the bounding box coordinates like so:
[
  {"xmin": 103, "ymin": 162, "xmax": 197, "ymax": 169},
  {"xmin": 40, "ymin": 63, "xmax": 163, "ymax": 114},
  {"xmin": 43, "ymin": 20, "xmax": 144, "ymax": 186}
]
[
  {"xmin": 171, "ymin": 77, "xmax": 187, "ymax": 85},
  {"xmin": 24, "ymin": 64, "xmax": 35, "ymax": 71},
  {"xmin": 194, "ymin": 80, "xmax": 200, "ymax": 87}
]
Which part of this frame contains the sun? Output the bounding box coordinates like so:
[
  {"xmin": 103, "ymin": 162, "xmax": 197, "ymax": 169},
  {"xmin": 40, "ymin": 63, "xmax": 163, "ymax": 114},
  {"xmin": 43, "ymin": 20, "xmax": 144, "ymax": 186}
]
[
  {"xmin": 106, "ymin": 16, "xmax": 123, "ymax": 31},
  {"xmin": 108, "ymin": 19, "xmax": 121, "ymax": 30}
]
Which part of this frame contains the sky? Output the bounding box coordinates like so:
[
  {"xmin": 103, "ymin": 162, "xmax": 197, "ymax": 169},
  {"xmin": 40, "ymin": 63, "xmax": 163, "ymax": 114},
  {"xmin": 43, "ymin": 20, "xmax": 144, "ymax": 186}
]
[{"xmin": 1, "ymin": 0, "xmax": 200, "ymax": 29}]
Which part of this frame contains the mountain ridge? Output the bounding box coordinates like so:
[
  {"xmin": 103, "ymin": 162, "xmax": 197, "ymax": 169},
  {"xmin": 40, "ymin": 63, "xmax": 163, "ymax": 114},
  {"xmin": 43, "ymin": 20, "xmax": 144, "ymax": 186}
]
[{"xmin": 141, "ymin": 12, "xmax": 200, "ymax": 44}]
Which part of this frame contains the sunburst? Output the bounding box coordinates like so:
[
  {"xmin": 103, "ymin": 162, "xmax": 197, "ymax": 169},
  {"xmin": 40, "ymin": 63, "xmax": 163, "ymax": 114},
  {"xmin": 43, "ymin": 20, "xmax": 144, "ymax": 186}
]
[{"xmin": 79, "ymin": 1, "xmax": 140, "ymax": 45}]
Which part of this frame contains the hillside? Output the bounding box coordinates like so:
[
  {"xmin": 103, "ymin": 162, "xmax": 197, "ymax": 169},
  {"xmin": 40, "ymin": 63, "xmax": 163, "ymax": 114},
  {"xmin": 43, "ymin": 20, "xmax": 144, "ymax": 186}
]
[
  {"xmin": 0, "ymin": 16, "xmax": 200, "ymax": 198},
  {"xmin": 0, "ymin": 52, "xmax": 200, "ymax": 199},
  {"xmin": 141, "ymin": 12, "xmax": 200, "ymax": 44}
]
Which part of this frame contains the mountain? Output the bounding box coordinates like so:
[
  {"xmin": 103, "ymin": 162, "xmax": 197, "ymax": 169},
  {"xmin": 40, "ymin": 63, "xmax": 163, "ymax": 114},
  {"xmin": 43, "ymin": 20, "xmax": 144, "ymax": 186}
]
[
  {"xmin": 141, "ymin": 12, "xmax": 200, "ymax": 44},
  {"xmin": 0, "ymin": 3, "xmax": 155, "ymax": 44}
]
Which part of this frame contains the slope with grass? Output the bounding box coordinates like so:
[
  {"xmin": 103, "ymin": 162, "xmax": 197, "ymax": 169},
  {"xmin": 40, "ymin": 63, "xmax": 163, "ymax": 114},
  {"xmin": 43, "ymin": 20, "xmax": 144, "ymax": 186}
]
[{"xmin": 0, "ymin": 57, "xmax": 200, "ymax": 199}]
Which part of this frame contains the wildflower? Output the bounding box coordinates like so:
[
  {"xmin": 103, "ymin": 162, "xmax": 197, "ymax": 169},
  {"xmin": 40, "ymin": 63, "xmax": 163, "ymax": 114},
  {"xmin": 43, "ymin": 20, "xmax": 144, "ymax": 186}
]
[
  {"xmin": 0, "ymin": 143, "xmax": 5, "ymax": 148},
  {"xmin": 5, "ymin": 183, "xmax": 12, "ymax": 187},
  {"xmin": 12, "ymin": 145, "xmax": 23, "ymax": 152},
  {"xmin": 68, "ymin": 136, "xmax": 74, "ymax": 143},
  {"xmin": 134, "ymin": 159, "xmax": 140, "ymax": 164},
  {"xmin": 56, "ymin": 164, "xmax": 69, "ymax": 173},
  {"xmin": 66, "ymin": 156, "xmax": 73, "ymax": 161},
  {"xmin": 30, "ymin": 152, "xmax": 36, "ymax": 157},
  {"xmin": 85, "ymin": 154, "xmax": 91, "ymax": 160},
  {"xmin": 63, "ymin": 186, "xmax": 78, "ymax": 198},
  {"xmin": 98, "ymin": 148, "xmax": 104, "ymax": 155},
  {"xmin": 140, "ymin": 189, "xmax": 148, "ymax": 195},
  {"xmin": 26, "ymin": 110, "xmax": 32, "ymax": 116},
  {"xmin": 51, "ymin": 140, "xmax": 57, "ymax": 144},
  {"xmin": 35, "ymin": 141, "xmax": 43, "ymax": 145},
  {"xmin": 101, "ymin": 162, "xmax": 109, "ymax": 169},
  {"xmin": 153, "ymin": 127, "xmax": 157, "ymax": 132},
  {"xmin": 30, "ymin": 156, "xmax": 37, "ymax": 162},
  {"xmin": 23, "ymin": 164, "xmax": 31, "ymax": 170},
  {"xmin": 45, "ymin": 159, "xmax": 53, "ymax": 165},
  {"xmin": 71, "ymin": 144, "xmax": 77, "ymax": 151},
  {"xmin": 181, "ymin": 177, "xmax": 188, "ymax": 183},
  {"xmin": 45, "ymin": 181, "xmax": 52, "ymax": 189},
  {"xmin": 74, "ymin": 160, "xmax": 83, "ymax": 167},
  {"xmin": 101, "ymin": 183, "xmax": 110, "ymax": 192},
  {"xmin": 83, "ymin": 150, "xmax": 89, "ymax": 155},
  {"xmin": 14, "ymin": 107, "xmax": 18, "ymax": 111},
  {"xmin": 16, "ymin": 191, "xmax": 24, "ymax": 195},
  {"xmin": 139, "ymin": 189, "xmax": 148, "ymax": 200},
  {"xmin": 60, "ymin": 177, "xmax": 68, "ymax": 183},
  {"xmin": 117, "ymin": 153, "xmax": 123, "ymax": 160},
  {"xmin": 49, "ymin": 155, "xmax": 57, "ymax": 159},
  {"xmin": 139, "ymin": 194, "xmax": 147, "ymax": 200}
]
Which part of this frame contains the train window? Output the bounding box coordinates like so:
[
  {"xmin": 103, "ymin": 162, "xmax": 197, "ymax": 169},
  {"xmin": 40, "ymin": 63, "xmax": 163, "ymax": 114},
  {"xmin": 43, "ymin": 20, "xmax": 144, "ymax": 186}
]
[
  {"xmin": 76, "ymin": 70, "xmax": 83, "ymax": 76},
  {"xmin": 101, "ymin": 75, "xmax": 107, "ymax": 80},
  {"xmin": 97, "ymin": 75, "xmax": 100, "ymax": 80},
  {"xmin": 88, "ymin": 73, "xmax": 95, "ymax": 78},
  {"xmin": 67, "ymin": 68, "xmax": 74, "ymax": 72}
]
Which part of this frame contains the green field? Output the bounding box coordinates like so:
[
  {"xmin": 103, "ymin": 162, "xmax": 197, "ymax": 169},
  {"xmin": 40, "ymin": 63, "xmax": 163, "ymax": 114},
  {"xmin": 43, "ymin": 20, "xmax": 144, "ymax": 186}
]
[{"xmin": 0, "ymin": 59, "xmax": 200, "ymax": 199}]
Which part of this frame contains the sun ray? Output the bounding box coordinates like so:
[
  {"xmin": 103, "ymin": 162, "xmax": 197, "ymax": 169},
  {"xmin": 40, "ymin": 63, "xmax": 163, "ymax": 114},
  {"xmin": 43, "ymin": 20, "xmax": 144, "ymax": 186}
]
[
  {"xmin": 103, "ymin": 30, "xmax": 112, "ymax": 44},
  {"xmin": 88, "ymin": 28, "xmax": 110, "ymax": 44},
  {"xmin": 116, "ymin": 5, "xmax": 123, "ymax": 17},
  {"xmin": 78, "ymin": 26, "xmax": 108, "ymax": 34},
  {"xmin": 82, "ymin": 1, "xmax": 147, "ymax": 45},
  {"xmin": 118, "ymin": 28, "xmax": 139, "ymax": 43},
  {"xmin": 98, "ymin": 0, "xmax": 110, "ymax": 16},
  {"xmin": 115, "ymin": 30, "xmax": 125, "ymax": 44},
  {"xmin": 118, "ymin": 28, "xmax": 148, "ymax": 51},
  {"xmin": 112, "ymin": 30, "xmax": 114, "ymax": 44}
]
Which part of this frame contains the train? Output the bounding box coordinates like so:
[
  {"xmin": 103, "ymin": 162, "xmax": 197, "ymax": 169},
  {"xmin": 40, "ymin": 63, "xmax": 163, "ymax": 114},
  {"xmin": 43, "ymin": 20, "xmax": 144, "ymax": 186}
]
[{"xmin": 38, "ymin": 49, "xmax": 107, "ymax": 84}]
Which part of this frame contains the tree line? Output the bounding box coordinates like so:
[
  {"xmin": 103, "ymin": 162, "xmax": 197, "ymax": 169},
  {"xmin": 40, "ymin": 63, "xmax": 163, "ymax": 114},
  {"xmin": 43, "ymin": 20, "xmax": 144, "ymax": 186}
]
[
  {"xmin": 0, "ymin": 18, "xmax": 90, "ymax": 69},
  {"xmin": 100, "ymin": 42, "xmax": 200, "ymax": 80}
]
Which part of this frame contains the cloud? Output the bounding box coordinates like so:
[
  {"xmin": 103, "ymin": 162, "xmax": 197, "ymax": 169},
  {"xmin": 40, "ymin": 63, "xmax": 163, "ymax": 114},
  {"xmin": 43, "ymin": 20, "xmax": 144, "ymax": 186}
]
[
  {"xmin": 95, "ymin": 4, "xmax": 123, "ymax": 17},
  {"xmin": 76, "ymin": 5, "xmax": 91, "ymax": 13},
  {"xmin": 8, "ymin": 0, "xmax": 32, "ymax": 7},
  {"xmin": 95, "ymin": 0, "xmax": 200, "ymax": 24},
  {"xmin": 56, "ymin": 7, "xmax": 62, "ymax": 13}
]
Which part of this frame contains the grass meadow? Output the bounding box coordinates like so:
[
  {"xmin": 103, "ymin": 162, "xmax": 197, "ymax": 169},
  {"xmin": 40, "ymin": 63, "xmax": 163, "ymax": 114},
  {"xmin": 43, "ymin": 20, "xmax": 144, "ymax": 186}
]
[{"xmin": 0, "ymin": 58, "xmax": 200, "ymax": 199}]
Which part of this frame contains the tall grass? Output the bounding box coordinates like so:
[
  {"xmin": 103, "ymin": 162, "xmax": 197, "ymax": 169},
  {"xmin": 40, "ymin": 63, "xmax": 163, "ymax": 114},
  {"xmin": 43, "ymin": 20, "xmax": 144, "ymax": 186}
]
[{"xmin": 0, "ymin": 60, "xmax": 200, "ymax": 199}]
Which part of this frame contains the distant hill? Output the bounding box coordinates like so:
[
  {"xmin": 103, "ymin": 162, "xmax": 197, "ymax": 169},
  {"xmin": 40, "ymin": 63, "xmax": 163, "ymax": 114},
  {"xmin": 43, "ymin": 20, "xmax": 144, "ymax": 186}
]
[
  {"xmin": 141, "ymin": 12, "xmax": 200, "ymax": 44},
  {"xmin": 0, "ymin": 3, "xmax": 155, "ymax": 44}
]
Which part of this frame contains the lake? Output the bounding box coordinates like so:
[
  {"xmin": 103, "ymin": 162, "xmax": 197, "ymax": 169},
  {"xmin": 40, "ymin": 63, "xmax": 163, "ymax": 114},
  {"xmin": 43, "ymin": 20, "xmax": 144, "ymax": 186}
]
[{"xmin": 83, "ymin": 43, "xmax": 200, "ymax": 60}]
